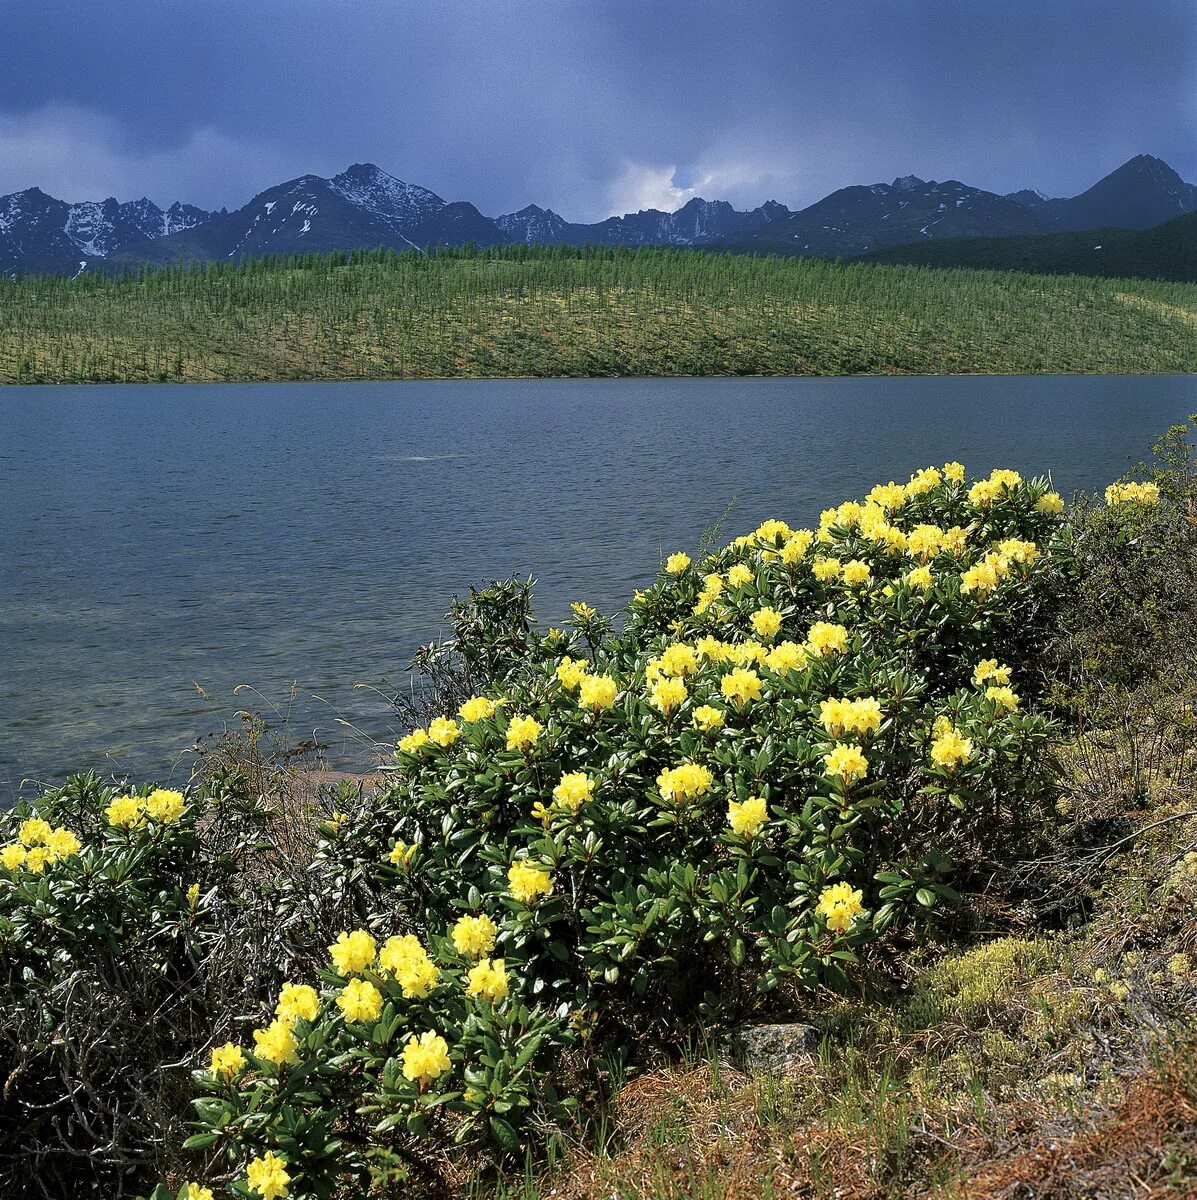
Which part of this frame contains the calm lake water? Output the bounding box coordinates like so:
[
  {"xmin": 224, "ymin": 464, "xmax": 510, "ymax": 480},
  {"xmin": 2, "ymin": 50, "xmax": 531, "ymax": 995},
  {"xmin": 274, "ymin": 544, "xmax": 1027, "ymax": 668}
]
[{"xmin": 2, "ymin": 374, "xmax": 1195, "ymax": 799}]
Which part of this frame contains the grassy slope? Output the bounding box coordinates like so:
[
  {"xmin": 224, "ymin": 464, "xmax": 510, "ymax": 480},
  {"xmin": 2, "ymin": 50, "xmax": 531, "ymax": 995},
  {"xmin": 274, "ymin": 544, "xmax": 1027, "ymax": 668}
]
[
  {"xmin": 861, "ymin": 211, "xmax": 1197, "ymax": 283},
  {"xmin": 2, "ymin": 246, "xmax": 1197, "ymax": 384}
]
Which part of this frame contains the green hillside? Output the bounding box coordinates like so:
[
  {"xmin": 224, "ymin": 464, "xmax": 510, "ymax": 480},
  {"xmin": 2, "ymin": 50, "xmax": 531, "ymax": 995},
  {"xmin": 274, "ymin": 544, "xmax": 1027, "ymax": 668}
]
[
  {"xmin": 2, "ymin": 244, "xmax": 1196, "ymax": 384},
  {"xmin": 861, "ymin": 210, "xmax": 1197, "ymax": 281}
]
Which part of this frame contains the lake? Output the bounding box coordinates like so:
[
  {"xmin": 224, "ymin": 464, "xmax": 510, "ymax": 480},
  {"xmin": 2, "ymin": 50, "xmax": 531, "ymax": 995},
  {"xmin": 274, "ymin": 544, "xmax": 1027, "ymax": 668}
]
[{"xmin": 2, "ymin": 373, "xmax": 1195, "ymax": 799}]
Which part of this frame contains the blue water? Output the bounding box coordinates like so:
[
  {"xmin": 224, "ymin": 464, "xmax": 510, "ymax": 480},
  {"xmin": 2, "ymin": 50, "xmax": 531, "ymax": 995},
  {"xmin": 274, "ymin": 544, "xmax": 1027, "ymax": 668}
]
[{"xmin": 2, "ymin": 374, "xmax": 1195, "ymax": 798}]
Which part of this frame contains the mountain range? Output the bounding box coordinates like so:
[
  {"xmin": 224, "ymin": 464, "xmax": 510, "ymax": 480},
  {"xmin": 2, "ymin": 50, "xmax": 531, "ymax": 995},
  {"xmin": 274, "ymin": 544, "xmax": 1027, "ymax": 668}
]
[{"xmin": 1, "ymin": 154, "xmax": 1193, "ymax": 278}]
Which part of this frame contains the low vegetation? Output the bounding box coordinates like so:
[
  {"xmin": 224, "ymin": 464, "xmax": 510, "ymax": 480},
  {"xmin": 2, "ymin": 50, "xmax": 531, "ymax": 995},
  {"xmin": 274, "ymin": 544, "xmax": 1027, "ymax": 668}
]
[
  {"xmin": 2, "ymin": 425, "xmax": 1197, "ymax": 1200},
  {"xmin": 2, "ymin": 245, "xmax": 1196, "ymax": 384}
]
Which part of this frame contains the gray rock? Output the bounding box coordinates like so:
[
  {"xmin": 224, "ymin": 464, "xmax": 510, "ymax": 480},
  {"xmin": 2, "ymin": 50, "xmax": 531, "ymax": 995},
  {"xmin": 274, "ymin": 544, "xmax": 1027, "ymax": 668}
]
[{"xmin": 718, "ymin": 1022, "xmax": 820, "ymax": 1074}]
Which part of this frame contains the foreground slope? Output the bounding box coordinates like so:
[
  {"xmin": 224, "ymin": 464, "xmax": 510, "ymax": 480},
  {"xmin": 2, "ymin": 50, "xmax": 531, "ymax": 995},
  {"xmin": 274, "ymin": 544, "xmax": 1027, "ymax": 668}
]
[{"xmin": 2, "ymin": 246, "xmax": 1196, "ymax": 384}]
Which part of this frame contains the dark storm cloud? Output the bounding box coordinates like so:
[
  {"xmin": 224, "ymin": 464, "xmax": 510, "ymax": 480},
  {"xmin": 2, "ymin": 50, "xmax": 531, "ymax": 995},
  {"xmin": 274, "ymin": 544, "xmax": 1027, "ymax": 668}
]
[{"xmin": 0, "ymin": 0, "xmax": 1193, "ymax": 218}]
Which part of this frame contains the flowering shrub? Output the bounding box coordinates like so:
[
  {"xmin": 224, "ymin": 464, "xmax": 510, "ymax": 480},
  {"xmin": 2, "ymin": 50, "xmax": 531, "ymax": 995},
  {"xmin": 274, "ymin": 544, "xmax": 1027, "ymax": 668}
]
[{"xmin": 169, "ymin": 462, "xmax": 1109, "ymax": 1198}]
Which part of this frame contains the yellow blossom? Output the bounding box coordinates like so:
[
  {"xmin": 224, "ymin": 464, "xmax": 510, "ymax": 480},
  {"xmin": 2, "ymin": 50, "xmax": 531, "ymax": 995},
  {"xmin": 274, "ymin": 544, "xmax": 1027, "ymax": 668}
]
[
  {"xmin": 555, "ymin": 656, "xmax": 589, "ymax": 690},
  {"xmin": 726, "ymin": 563, "xmax": 754, "ymax": 587},
  {"xmin": 398, "ymin": 728, "xmax": 430, "ymax": 754},
  {"xmin": 930, "ymin": 727, "xmax": 974, "ymax": 769},
  {"xmin": 253, "ymin": 1018, "xmax": 299, "ymax": 1066},
  {"xmin": 659, "ymin": 643, "xmax": 699, "ymax": 676},
  {"xmin": 246, "ymin": 1151, "xmax": 291, "ymax": 1200},
  {"xmin": 819, "ymin": 697, "xmax": 883, "ymax": 738},
  {"xmin": 276, "ymin": 983, "xmax": 319, "ymax": 1024},
  {"xmin": 1036, "ymin": 491, "xmax": 1065, "ymax": 514},
  {"xmin": 106, "ymin": 795, "xmax": 144, "ymax": 828},
  {"xmin": 451, "ymin": 913, "xmax": 497, "ymax": 958},
  {"xmin": 0, "ymin": 844, "xmax": 25, "ymax": 871},
  {"xmin": 986, "ymin": 686, "xmax": 1019, "ymax": 711},
  {"xmin": 842, "ymin": 560, "xmax": 872, "ymax": 587},
  {"xmin": 570, "ymin": 601, "xmax": 598, "ymax": 622},
  {"xmin": 578, "ymin": 675, "xmax": 618, "ymax": 710},
  {"xmin": 337, "ymin": 977, "xmax": 383, "ymax": 1024},
  {"xmin": 209, "ymin": 1042, "xmax": 246, "ymax": 1077},
  {"xmin": 328, "ymin": 929, "xmax": 376, "ymax": 976},
  {"xmin": 657, "ymin": 762, "xmax": 715, "ymax": 803},
  {"xmin": 816, "ymin": 882, "xmax": 865, "ymax": 932},
  {"xmin": 466, "ymin": 957, "xmax": 509, "ymax": 1002},
  {"xmin": 649, "ymin": 675, "xmax": 688, "ymax": 714},
  {"xmin": 765, "ymin": 640, "xmax": 809, "ymax": 675},
  {"xmin": 458, "ymin": 695, "xmax": 497, "ymax": 722},
  {"xmin": 145, "ymin": 788, "xmax": 187, "ymax": 823},
  {"xmin": 822, "ymin": 743, "xmax": 869, "ymax": 784},
  {"xmin": 506, "ymin": 714, "xmax": 543, "ymax": 749},
  {"xmin": 389, "ymin": 840, "xmax": 416, "ymax": 867},
  {"xmin": 943, "ymin": 461, "xmax": 966, "ymax": 483},
  {"xmin": 960, "ymin": 560, "xmax": 1000, "ymax": 595},
  {"xmin": 428, "ymin": 717, "xmax": 460, "ymax": 747},
  {"xmin": 693, "ymin": 704, "xmax": 725, "ymax": 731},
  {"xmin": 665, "ymin": 552, "xmax": 691, "ymax": 574},
  {"xmin": 972, "ymin": 659, "xmax": 1012, "ymax": 686},
  {"xmin": 45, "ymin": 827, "xmax": 81, "ymax": 859},
  {"xmin": 750, "ymin": 606, "xmax": 783, "ymax": 639},
  {"xmin": 727, "ymin": 796, "xmax": 768, "ymax": 837},
  {"xmin": 807, "ymin": 621, "xmax": 849, "ymax": 656},
  {"xmin": 401, "ymin": 1030, "xmax": 452, "ymax": 1086},
  {"xmin": 24, "ymin": 847, "xmax": 52, "ymax": 874},
  {"xmin": 812, "ymin": 556, "xmax": 842, "ymax": 581},
  {"xmin": 508, "ymin": 860, "xmax": 553, "ymax": 903},
  {"xmin": 906, "ymin": 565, "xmax": 934, "ymax": 589},
  {"xmin": 378, "ymin": 934, "xmax": 440, "ymax": 997},
  {"xmin": 184, "ymin": 1184, "xmax": 215, "ymax": 1200},
  {"xmin": 553, "ymin": 771, "xmax": 595, "ymax": 811},
  {"xmin": 19, "ymin": 818, "xmax": 52, "ymax": 845},
  {"xmin": 721, "ymin": 667, "xmax": 763, "ymax": 706}
]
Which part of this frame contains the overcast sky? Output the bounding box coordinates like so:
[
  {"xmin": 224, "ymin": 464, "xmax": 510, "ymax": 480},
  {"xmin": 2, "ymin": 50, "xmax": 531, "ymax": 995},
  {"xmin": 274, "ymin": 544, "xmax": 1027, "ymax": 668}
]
[{"xmin": 1, "ymin": 1, "xmax": 1194, "ymax": 220}]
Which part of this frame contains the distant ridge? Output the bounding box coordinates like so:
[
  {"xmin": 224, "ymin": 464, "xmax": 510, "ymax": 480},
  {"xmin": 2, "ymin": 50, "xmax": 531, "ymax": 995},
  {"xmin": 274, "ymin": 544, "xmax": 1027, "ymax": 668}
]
[
  {"xmin": 0, "ymin": 154, "xmax": 1194, "ymax": 276},
  {"xmin": 859, "ymin": 209, "xmax": 1197, "ymax": 282}
]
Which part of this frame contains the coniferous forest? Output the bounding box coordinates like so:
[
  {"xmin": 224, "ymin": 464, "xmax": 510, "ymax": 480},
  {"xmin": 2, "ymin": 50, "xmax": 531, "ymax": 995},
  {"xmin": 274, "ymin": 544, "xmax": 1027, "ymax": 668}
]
[{"xmin": 2, "ymin": 244, "xmax": 1195, "ymax": 384}]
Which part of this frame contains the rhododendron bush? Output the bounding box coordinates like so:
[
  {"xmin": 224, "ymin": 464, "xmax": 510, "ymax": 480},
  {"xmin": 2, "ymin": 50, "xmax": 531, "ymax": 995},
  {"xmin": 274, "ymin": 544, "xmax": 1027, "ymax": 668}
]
[
  {"xmin": 7, "ymin": 461, "xmax": 1167, "ymax": 1200},
  {"xmin": 175, "ymin": 462, "xmax": 1097, "ymax": 1198}
]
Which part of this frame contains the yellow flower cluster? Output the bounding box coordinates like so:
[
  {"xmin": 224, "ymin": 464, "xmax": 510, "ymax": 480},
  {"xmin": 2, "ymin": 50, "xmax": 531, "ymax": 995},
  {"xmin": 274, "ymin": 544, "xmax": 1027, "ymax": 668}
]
[
  {"xmin": 428, "ymin": 717, "xmax": 460, "ymax": 747},
  {"xmin": 389, "ymin": 840, "xmax": 416, "ymax": 867},
  {"xmin": 692, "ymin": 704, "xmax": 725, "ymax": 731},
  {"xmin": 750, "ymin": 606, "xmax": 783, "ymax": 638},
  {"xmin": 1105, "ymin": 481, "xmax": 1160, "ymax": 505},
  {"xmin": 578, "ymin": 674, "xmax": 618, "ymax": 710},
  {"xmin": 1, "ymin": 819, "xmax": 82, "ymax": 873},
  {"xmin": 458, "ymin": 695, "xmax": 497, "ymax": 722},
  {"xmin": 649, "ymin": 675, "xmax": 688, "ymax": 714},
  {"xmin": 822, "ymin": 743, "xmax": 869, "ymax": 784},
  {"xmin": 253, "ymin": 1018, "xmax": 299, "ymax": 1066},
  {"xmin": 816, "ymin": 882, "xmax": 865, "ymax": 933},
  {"xmin": 105, "ymin": 788, "xmax": 187, "ymax": 828},
  {"xmin": 466, "ymin": 957, "xmax": 508, "ymax": 1001},
  {"xmin": 210, "ymin": 1042, "xmax": 247, "ymax": 1077},
  {"xmin": 930, "ymin": 726, "xmax": 974, "ymax": 769},
  {"xmin": 985, "ymin": 685, "xmax": 1019, "ymax": 711},
  {"xmin": 329, "ymin": 929, "xmax": 376, "ymax": 975},
  {"xmin": 807, "ymin": 621, "xmax": 849, "ymax": 656},
  {"xmin": 506, "ymin": 714, "xmax": 543, "ymax": 749},
  {"xmin": 401, "ymin": 1030, "xmax": 452, "ymax": 1085},
  {"xmin": 972, "ymin": 659, "xmax": 1012, "ymax": 686},
  {"xmin": 819, "ymin": 696, "xmax": 883, "ymax": 738},
  {"xmin": 276, "ymin": 982, "xmax": 319, "ymax": 1023},
  {"xmin": 378, "ymin": 934, "xmax": 439, "ymax": 997},
  {"xmin": 720, "ymin": 667, "xmax": 762, "ymax": 706},
  {"xmin": 508, "ymin": 859, "xmax": 553, "ymax": 903},
  {"xmin": 657, "ymin": 762, "xmax": 714, "ymax": 803},
  {"xmin": 451, "ymin": 913, "xmax": 497, "ymax": 958},
  {"xmin": 727, "ymin": 795, "xmax": 768, "ymax": 837},
  {"xmin": 552, "ymin": 771, "xmax": 595, "ymax": 811},
  {"xmin": 665, "ymin": 551, "xmax": 691, "ymax": 574},
  {"xmin": 337, "ymin": 977, "xmax": 383, "ymax": 1024},
  {"xmin": 246, "ymin": 1151, "xmax": 291, "ymax": 1200}
]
